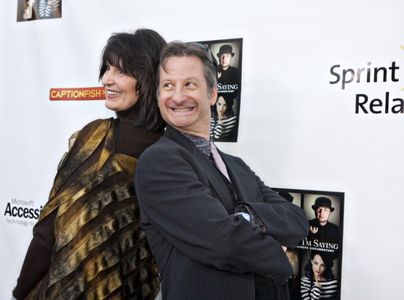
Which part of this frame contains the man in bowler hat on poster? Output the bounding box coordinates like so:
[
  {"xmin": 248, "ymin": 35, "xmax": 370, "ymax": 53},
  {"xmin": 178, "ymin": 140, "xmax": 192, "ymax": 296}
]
[
  {"xmin": 217, "ymin": 44, "xmax": 241, "ymax": 99},
  {"xmin": 308, "ymin": 197, "xmax": 339, "ymax": 245}
]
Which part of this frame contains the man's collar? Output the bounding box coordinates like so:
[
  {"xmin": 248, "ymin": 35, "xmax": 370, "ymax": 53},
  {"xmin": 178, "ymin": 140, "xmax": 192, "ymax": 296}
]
[{"xmin": 180, "ymin": 131, "xmax": 211, "ymax": 157}]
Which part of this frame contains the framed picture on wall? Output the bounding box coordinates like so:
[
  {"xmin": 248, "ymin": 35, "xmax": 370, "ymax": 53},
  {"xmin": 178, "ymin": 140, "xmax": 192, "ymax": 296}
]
[
  {"xmin": 17, "ymin": 0, "xmax": 62, "ymax": 22},
  {"xmin": 274, "ymin": 187, "xmax": 344, "ymax": 300},
  {"xmin": 193, "ymin": 38, "xmax": 243, "ymax": 142}
]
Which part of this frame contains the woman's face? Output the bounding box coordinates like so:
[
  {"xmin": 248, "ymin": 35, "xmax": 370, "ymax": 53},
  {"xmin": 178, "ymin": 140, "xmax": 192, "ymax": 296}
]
[
  {"xmin": 311, "ymin": 254, "xmax": 326, "ymax": 278},
  {"xmin": 216, "ymin": 96, "xmax": 228, "ymax": 117},
  {"xmin": 101, "ymin": 63, "xmax": 139, "ymax": 112}
]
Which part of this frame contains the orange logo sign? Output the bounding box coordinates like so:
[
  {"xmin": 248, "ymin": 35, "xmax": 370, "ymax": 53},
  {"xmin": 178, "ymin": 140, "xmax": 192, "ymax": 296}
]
[{"xmin": 50, "ymin": 87, "xmax": 105, "ymax": 101}]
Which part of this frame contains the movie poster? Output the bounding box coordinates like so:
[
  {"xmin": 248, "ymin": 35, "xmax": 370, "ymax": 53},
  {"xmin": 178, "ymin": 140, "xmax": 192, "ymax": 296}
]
[
  {"xmin": 274, "ymin": 188, "xmax": 344, "ymax": 300},
  {"xmin": 195, "ymin": 38, "xmax": 243, "ymax": 142},
  {"xmin": 17, "ymin": 0, "xmax": 62, "ymax": 22}
]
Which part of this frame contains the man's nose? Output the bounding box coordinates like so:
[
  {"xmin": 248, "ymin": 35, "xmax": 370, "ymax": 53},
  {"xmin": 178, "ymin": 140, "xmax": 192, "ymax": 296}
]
[{"xmin": 172, "ymin": 87, "xmax": 187, "ymax": 103}]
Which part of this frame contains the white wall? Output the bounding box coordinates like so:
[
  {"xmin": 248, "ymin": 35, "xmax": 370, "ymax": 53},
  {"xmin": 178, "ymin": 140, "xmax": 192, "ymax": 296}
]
[{"xmin": 1, "ymin": 0, "xmax": 403, "ymax": 299}]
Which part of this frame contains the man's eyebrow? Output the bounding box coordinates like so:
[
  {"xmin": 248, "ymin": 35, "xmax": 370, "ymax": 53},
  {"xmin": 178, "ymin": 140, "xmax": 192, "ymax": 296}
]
[{"xmin": 161, "ymin": 76, "xmax": 201, "ymax": 82}]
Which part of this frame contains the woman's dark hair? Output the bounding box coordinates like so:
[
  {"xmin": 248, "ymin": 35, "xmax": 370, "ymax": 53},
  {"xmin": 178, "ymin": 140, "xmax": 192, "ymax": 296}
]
[
  {"xmin": 211, "ymin": 93, "xmax": 235, "ymax": 118},
  {"xmin": 304, "ymin": 251, "xmax": 335, "ymax": 281},
  {"xmin": 99, "ymin": 29, "xmax": 166, "ymax": 131}
]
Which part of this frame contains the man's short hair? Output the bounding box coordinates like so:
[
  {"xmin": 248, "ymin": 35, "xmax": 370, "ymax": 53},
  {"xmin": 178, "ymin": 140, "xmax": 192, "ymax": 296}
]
[{"xmin": 158, "ymin": 42, "xmax": 218, "ymax": 97}]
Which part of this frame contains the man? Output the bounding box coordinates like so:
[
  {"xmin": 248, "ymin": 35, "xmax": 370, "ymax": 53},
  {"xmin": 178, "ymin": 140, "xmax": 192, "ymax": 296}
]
[
  {"xmin": 308, "ymin": 197, "xmax": 339, "ymax": 246},
  {"xmin": 217, "ymin": 44, "xmax": 241, "ymax": 99},
  {"xmin": 135, "ymin": 42, "xmax": 309, "ymax": 300}
]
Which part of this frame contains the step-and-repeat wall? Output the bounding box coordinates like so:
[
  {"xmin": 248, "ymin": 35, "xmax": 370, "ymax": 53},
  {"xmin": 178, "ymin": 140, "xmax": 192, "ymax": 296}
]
[{"xmin": 1, "ymin": 1, "xmax": 403, "ymax": 299}]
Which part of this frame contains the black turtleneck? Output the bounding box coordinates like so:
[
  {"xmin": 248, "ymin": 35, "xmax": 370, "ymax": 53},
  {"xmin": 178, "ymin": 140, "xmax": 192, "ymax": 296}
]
[
  {"xmin": 116, "ymin": 119, "xmax": 161, "ymax": 158},
  {"xmin": 115, "ymin": 103, "xmax": 163, "ymax": 158}
]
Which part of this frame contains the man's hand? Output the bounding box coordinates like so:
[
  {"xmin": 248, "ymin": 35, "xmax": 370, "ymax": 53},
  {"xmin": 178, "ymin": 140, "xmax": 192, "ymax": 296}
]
[{"xmin": 309, "ymin": 226, "xmax": 318, "ymax": 234}]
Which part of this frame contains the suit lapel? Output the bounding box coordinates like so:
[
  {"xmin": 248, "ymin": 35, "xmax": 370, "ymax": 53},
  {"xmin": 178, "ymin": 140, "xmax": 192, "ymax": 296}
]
[
  {"xmin": 220, "ymin": 151, "xmax": 250, "ymax": 205},
  {"xmin": 164, "ymin": 126, "xmax": 235, "ymax": 212}
]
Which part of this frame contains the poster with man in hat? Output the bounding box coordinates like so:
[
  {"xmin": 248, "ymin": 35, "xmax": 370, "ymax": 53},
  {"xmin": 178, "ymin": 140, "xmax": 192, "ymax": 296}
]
[
  {"xmin": 273, "ymin": 188, "xmax": 344, "ymax": 300},
  {"xmin": 300, "ymin": 194, "xmax": 341, "ymax": 260},
  {"xmin": 216, "ymin": 43, "xmax": 241, "ymax": 100},
  {"xmin": 307, "ymin": 196, "xmax": 340, "ymax": 246},
  {"xmin": 195, "ymin": 38, "xmax": 243, "ymax": 142}
]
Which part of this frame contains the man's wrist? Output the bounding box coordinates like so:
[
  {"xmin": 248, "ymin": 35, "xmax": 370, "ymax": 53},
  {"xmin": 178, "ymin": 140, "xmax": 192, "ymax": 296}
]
[{"xmin": 234, "ymin": 204, "xmax": 268, "ymax": 233}]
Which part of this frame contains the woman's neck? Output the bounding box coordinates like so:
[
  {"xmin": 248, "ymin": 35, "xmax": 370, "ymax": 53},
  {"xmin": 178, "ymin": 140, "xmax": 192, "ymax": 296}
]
[{"xmin": 116, "ymin": 103, "xmax": 142, "ymax": 128}]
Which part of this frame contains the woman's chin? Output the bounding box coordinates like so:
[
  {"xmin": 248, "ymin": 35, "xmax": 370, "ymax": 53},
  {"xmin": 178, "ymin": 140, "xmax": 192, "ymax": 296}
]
[{"xmin": 105, "ymin": 100, "xmax": 119, "ymax": 112}]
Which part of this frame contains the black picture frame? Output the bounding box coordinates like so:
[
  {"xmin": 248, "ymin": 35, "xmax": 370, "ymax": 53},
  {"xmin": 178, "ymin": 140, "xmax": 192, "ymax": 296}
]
[
  {"xmin": 195, "ymin": 38, "xmax": 243, "ymax": 142},
  {"xmin": 273, "ymin": 187, "xmax": 344, "ymax": 300}
]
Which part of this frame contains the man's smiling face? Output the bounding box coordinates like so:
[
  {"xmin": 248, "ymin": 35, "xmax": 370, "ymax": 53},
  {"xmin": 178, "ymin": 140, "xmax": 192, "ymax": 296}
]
[{"xmin": 158, "ymin": 56, "xmax": 216, "ymax": 139}]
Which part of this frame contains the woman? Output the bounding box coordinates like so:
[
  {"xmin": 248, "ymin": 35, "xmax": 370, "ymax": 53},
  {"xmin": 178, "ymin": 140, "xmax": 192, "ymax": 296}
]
[
  {"xmin": 300, "ymin": 251, "xmax": 338, "ymax": 300},
  {"xmin": 210, "ymin": 94, "xmax": 238, "ymax": 142},
  {"xmin": 13, "ymin": 29, "xmax": 166, "ymax": 300}
]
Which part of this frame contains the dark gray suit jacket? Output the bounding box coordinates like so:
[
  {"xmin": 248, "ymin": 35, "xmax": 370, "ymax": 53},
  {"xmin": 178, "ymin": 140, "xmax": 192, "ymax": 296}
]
[{"xmin": 136, "ymin": 126, "xmax": 308, "ymax": 300}]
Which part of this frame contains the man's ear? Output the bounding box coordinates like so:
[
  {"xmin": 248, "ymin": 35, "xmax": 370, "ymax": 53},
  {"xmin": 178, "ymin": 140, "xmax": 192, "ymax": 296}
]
[{"xmin": 209, "ymin": 87, "xmax": 218, "ymax": 106}]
